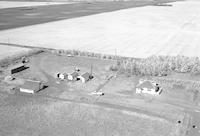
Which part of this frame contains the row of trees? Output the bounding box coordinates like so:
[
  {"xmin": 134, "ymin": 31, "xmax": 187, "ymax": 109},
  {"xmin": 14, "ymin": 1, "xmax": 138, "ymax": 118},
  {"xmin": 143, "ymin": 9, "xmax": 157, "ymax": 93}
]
[
  {"xmin": 53, "ymin": 49, "xmax": 200, "ymax": 76},
  {"xmin": 116, "ymin": 56, "xmax": 200, "ymax": 76},
  {"xmin": 53, "ymin": 49, "xmax": 126, "ymax": 60},
  {"xmin": 153, "ymin": 77, "xmax": 200, "ymax": 90}
]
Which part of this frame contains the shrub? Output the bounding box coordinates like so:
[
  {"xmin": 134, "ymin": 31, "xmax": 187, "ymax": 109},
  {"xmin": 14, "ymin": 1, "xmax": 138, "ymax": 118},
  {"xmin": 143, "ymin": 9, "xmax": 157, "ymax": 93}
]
[
  {"xmin": 191, "ymin": 64, "xmax": 200, "ymax": 75},
  {"xmin": 108, "ymin": 65, "xmax": 118, "ymax": 71}
]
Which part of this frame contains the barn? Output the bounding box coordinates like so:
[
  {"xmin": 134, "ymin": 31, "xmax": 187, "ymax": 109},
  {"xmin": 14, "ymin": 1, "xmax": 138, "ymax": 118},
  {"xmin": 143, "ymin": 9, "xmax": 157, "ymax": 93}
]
[
  {"xmin": 20, "ymin": 80, "xmax": 44, "ymax": 94},
  {"xmin": 10, "ymin": 63, "xmax": 26, "ymax": 74},
  {"xmin": 78, "ymin": 72, "xmax": 91, "ymax": 83},
  {"xmin": 68, "ymin": 72, "xmax": 79, "ymax": 81}
]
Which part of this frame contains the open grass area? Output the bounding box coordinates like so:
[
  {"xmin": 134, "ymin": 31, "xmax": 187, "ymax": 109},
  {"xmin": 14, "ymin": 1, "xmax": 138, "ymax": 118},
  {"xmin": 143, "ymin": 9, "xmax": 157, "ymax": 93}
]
[
  {"xmin": 0, "ymin": 98, "xmax": 180, "ymax": 136},
  {"xmin": 0, "ymin": 45, "xmax": 30, "ymax": 60},
  {"xmin": 0, "ymin": 51, "xmax": 193, "ymax": 136}
]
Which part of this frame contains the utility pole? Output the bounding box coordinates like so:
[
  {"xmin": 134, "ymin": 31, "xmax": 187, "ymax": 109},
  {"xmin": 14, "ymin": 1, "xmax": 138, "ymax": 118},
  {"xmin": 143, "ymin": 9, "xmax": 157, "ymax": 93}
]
[
  {"xmin": 114, "ymin": 48, "xmax": 117, "ymax": 60},
  {"xmin": 131, "ymin": 62, "xmax": 133, "ymax": 76},
  {"xmin": 90, "ymin": 64, "xmax": 93, "ymax": 75}
]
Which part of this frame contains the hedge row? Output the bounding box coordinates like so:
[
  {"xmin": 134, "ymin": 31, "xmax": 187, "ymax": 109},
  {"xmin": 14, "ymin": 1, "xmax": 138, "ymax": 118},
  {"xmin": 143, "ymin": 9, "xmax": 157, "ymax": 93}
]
[
  {"xmin": 153, "ymin": 77, "xmax": 200, "ymax": 90},
  {"xmin": 52, "ymin": 49, "xmax": 200, "ymax": 76}
]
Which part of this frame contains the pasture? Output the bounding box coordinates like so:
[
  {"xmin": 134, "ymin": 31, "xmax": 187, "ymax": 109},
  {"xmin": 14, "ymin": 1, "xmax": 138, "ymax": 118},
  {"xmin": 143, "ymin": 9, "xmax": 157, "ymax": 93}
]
[
  {"xmin": 0, "ymin": 51, "xmax": 190, "ymax": 136},
  {"xmin": 0, "ymin": 45, "xmax": 30, "ymax": 60}
]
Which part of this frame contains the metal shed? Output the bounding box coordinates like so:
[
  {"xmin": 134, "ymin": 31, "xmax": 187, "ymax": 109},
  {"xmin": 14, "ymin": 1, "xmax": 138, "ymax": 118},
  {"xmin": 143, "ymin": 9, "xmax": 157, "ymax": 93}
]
[
  {"xmin": 10, "ymin": 63, "xmax": 26, "ymax": 74},
  {"xmin": 20, "ymin": 80, "xmax": 44, "ymax": 94}
]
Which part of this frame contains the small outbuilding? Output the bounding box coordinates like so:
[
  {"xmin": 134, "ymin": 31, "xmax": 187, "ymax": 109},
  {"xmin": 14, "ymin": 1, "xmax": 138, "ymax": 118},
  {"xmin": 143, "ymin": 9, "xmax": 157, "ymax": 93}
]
[
  {"xmin": 56, "ymin": 73, "xmax": 68, "ymax": 80},
  {"xmin": 10, "ymin": 63, "xmax": 26, "ymax": 74},
  {"xmin": 21, "ymin": 56, "xmax": 29, "ymax": 63},
  {"xmin": 68, "ymin": 72, "xmax": 79, "ymax": 81},
  {"xmin": 136, "ymin": 80, "xmax": 162, "ymax": 95},
  {"xmin": 20, "ymin": 80, "xmax": 44, "ymax": 94},
  {"xmin": 78, "ymin": 72, "xmax": 91, "ymax": 83}
]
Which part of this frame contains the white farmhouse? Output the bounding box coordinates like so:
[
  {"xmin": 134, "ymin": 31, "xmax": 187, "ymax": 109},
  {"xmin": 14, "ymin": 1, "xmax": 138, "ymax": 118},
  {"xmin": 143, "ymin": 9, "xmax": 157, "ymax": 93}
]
[
  {"xmin": 68, "ymin": 72, "xmax": 79, "ymax": 81},
  {"xmin": 78, "ymin": 72, "xmax": 91, "ymax": 83},
  {"xmin": 56, "ymin": 73, "xmax": 68, "ymax": 80},
  {"xmin": 136, "ymin": 80, "xmax": 162, "ymax": 95}
]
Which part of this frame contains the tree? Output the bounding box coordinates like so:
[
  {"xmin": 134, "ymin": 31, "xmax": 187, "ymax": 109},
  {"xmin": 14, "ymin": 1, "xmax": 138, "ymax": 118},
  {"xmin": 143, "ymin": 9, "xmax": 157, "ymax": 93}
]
[{"xmin": 191, "ymin": 64, "xmax": 200, "ymax": 75}]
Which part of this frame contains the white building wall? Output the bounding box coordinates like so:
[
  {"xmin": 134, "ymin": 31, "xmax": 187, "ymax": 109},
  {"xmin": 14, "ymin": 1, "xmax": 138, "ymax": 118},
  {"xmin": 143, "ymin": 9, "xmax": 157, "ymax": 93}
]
[
  {"xmin": 136, "ymin": 88, "xmax": 142, "ymax": 93},
  {"xmin": 20, "ymin": 88, "xmax": 34, "ymax": 94},
  {"xmin": 68, "ymin": 75, "xmax": 73, "ymax": 80}
]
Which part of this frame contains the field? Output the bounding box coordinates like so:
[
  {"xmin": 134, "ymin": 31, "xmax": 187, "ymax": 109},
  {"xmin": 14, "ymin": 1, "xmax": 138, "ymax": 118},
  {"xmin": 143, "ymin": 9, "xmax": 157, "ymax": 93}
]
[
  {"xmin": 0, "ymin": 0, "xmax": 175, "ymax": 30},
  {"xmin": 0, "ymin": 44, "xmax": 30, "ymax": 60},
  {"xmin": 1, "ymin": 0, "xmax": 200, "ymax": 58},
  {"xmin": 0, "ymin": 96, "xmax": 179, "ymax": 136},
  {"xmin": 0, "ymin": 0, "xmax": 200, "ymax": 135},
  {"xmin": 0, "ymin": 1, "xmax": 71, "ymax": 9}
]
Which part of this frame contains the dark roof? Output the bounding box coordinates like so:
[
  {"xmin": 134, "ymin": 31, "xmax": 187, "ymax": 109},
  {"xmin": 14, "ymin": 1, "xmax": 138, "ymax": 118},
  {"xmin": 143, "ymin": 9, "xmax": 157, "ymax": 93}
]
[
  {"xmin": 136, "ymin": 80, "xmax": 155, "ymax": 89},
  {"xmin": 80, "ymin": 72, "xmax": 90, "ymax": 80},
  {"xmin": 63, "ymin": 73, "xmax": 68, "ymax": 76},
  {"xmin": 70, "ymin": 72, "xmax": 79, "ymax": 77},
  {"xmin": 21, "ymin": 80, "xmax": 41, "ymax": 91}
]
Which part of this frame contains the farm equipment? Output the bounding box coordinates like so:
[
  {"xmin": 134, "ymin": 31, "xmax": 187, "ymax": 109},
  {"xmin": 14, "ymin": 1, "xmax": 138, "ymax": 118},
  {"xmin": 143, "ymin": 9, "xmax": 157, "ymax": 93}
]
[{"xmin": 89, "ymin": 91, "xmax": 104, "ymax": 96}]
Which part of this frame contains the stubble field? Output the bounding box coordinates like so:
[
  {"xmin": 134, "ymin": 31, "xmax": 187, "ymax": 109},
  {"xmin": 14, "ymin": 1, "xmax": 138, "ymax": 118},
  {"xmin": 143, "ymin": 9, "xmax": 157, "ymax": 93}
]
[
  {"xmin": 0, "ymin": 1, "xmax": 72, "ymax": 9},
  {"xmin": 0, "ymin": 0, "xmax": 199, "ymax": 58}
]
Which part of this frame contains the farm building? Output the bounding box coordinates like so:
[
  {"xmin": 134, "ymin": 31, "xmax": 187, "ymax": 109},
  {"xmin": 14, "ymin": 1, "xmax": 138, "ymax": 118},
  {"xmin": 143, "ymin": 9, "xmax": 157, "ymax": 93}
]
[
  {"xmin": 56, "ymin": 73, "xmax": 68, "ymax": 80},
  {"xmin": 10, "ymin": 63, "xmax": 27, "ymax": 74},
  {"xmin": 20, "ymin": 80, "xmax": 44, "ymax": 94},
  {"xmin": 78, "ymin": 72, "xmax": 91, "ymax": 83},
  {"xmin": 136, "ymin": 80, "xmax": 162, "ymax": 95},
  {"xmin": 68, "ymin": 72, "xmax": 79, "ymax": 81}
]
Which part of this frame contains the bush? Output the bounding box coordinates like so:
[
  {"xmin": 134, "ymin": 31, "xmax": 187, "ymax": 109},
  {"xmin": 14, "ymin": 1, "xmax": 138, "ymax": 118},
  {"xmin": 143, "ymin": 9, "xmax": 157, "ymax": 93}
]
[
  {"xmin": 154, "ymin": 77, "xmax": 200, "ymax": 90},
  {"xmin": 108, "ymin": 65, "xmax": 118, "ymax": 71},
  {"xmin": 191, "ymin": 64, "xmax": 200, "ymax": 75}
]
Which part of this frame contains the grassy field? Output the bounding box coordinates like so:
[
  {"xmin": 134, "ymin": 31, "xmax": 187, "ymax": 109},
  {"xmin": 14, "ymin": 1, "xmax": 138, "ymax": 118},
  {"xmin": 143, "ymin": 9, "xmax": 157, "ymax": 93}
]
[
  {"xmin": 1, "ymin": 0, "xmax": 200, "ymax": 58},
  {"xmin": 0, "ymin": 51, "xmax": 191, "ymax": 136},
  {"xmin": 0, "ymin": 45, "xmax": 30, "ymax": 60},
  {"xmin": 0, "ymin": 50, "xmax": 198, "ymax": 135},
  {"xmin": 0, "ymin": 97, "xmax": 179, "ymax": 136}
]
